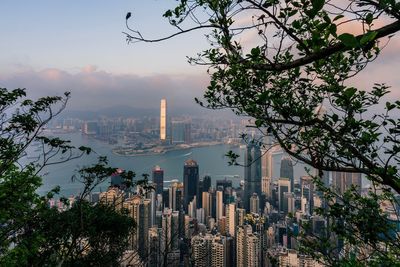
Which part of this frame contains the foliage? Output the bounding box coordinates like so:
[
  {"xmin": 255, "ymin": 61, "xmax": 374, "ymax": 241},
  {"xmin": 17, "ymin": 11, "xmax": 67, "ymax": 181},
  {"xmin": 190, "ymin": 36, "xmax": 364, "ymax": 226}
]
[
  {"xmin": 0, "ymin": 88, "xmax": 137, "ymax": 266},
  {"xmin": 125, "ymin": 0, "xmax": 400, "ymax": 265}
]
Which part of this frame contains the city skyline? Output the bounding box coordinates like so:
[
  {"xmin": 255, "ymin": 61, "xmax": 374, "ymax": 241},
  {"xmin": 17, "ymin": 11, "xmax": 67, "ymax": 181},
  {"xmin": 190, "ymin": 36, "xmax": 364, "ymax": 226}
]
[{"xmin": 1, "ymin": 1, "xmax": 399, "ymax": 266}]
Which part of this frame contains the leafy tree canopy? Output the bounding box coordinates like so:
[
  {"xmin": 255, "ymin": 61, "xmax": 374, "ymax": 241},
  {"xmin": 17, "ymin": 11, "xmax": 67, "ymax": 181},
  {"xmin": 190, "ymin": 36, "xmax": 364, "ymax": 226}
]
[
  {"xmin": 0, "ymin": 88, "xmax": 138, "ymax": 266},
  {"xmin": 125, "ymin": 0, "xmax": 400, "ymax": 265}
]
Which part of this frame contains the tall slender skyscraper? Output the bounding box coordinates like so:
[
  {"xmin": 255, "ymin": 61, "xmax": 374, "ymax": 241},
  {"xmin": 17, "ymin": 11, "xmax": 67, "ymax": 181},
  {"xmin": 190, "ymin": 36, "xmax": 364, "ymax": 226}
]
[
  {"xmin": 160, "ymin": 99, "xmax": 167, "ymax": 141},
  {"xmin": 216, "ymin": 190, "xmax": 224, "ymax": 221},
  {"xmin": 244, "ymin": 143, "xmax": 262, "ymax": 211},
  {"xmin": 226, "ymin": 203, "xmax": 236, "ymax": 237},
  {"xmin": 152, "ymin": 165, "xmax": 164, "ymax": 195},
  {"xmin": 280, "ymin": 156, "xmax": 294, "ymax": 193},
  {"xmin": 278, "ymin": 177, "xmax": 291, "ymax": 214},
  {"xmin": 183, "ymin": 159, "xmax": 199, "ymax": 211}
]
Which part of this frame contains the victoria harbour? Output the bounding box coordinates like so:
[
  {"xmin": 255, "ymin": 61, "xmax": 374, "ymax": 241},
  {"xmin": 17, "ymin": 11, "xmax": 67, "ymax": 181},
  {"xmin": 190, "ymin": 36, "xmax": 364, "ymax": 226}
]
[{"xmin": 36, "ymin": 132, "xmax": 245, "ymax": 196}]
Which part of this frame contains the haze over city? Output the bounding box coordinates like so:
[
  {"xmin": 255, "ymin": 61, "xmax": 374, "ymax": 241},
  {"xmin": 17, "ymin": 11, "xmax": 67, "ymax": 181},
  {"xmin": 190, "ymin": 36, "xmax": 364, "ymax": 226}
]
[
  {"xmin": 0, "ymin": 0, "xmax": 399, "ymax": 113},
  {"xmin": 1, "ymin": 1, "xmax": 400, "ymax": 266}
]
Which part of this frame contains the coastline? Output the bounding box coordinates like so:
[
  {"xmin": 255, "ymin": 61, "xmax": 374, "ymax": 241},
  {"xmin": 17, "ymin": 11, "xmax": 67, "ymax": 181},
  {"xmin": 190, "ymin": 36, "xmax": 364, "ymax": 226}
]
[{"xmin": 111, "ymin": 141, "xmax": 233, "ymax": 157}]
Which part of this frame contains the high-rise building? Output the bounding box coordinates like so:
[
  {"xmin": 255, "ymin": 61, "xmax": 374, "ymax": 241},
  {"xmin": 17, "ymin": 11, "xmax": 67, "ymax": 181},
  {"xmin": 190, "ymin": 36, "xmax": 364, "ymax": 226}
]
[
  {"xmin": 152, "ymin": 165, "xmax": 164, "ymax": 195},
  {"xmin": 161, "ymin": 208, "xmax": 180, "ymax": 252},
  {"xmin": 148, "ymin": 227, "xmax": 162, "ymax": 267},
  {"xmin": 202, "ymin": 175, "xmax": 212, "ymax": 193},
  {"xmin": 171, "ymin": 120, "xmax": 191, "ymax": 144},
  {"xmin": 168, "ymin": 181, "xmax": 183, "ymax": 211},
  {"xmin": 218, "ymin": 216, "xmax": 227, "ymax": 235},
  {"xmin": 211, "ymin": 235, "xmax": 228, "ymax": 267},
  {"xmin": 247, "ymin": 233, "xmax": 261, "ymax": 267},
  {"xmin": 123, "ymin": 196, "xmax": 151, "ymax": 258},
  {"xmin": 150, "ymin": 185, "xmax": 157, "ymax": 226},
  {"xmin": 280, "ymin": 156, "xmax": 294, "ymax": 194},
  {"xmin": 244, "ymin": 143, "xmax": 262, "ymax": 211},
  {"xmin": 160, "ymin": 99, "xmax": 167, "ymax": 141},
  {"xmin": 236, "ymin": 225, "xmax": 254, "ymax": 267},
  {"xmin": 183, "ymin": 159, "xmax": 199, "ymax": 211},
  {"xmin": 250, "ymin": 193, "xmax": 260, "ymax": 214},
  {"xmin": 82, "ymin": 121, "xmax": 98, "ymax": 135},
  {"xmin": 99, "ymin": 186, "xmax": 124, "ymax": 211},
  {"xmin": 284, "ymin": 192, "xmax": 295, "ymax": 213},
  {"xmin": 216, "ymin": 190, "xmax": 224, "ymax": 221},
  {"xmin": 202, "ymin": 191, "xmax": 212, "ymax": 220},
  {"xmin": 110, "ymin": 168, "xmax": 124, "ymax": 188},
  {"xmin": 236, "ymin": 208, "xmax": 246, "ymax": 228},
  {"xmin": 226, "ymin": 203, "xmax": 236, "ymax": 237},
  {"xmin": 278, "ymin": 177, "xmax": 291, "ymax": 214},
  {"xmin": 216, "ymin": 178, "xmax": 232, "ymax": 191},
  {"xmin": 261, "ymin": 176, "xmax": 272, "ymax": 199},
  {"xmin": 332, "ymin": 171, "xmax": 362, "ymax": 195},
  {"xmin": 300, "ymin": 176, "xmax": 314, "ymax": 215},
  {"xmin": 191, "ymin": 235, "xmax": 210, "ymax": 267}
]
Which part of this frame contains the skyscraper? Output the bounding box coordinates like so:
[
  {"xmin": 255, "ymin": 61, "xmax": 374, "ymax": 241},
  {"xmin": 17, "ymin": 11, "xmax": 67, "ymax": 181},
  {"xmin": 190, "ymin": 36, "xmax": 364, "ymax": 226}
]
[
  {"xmin": 244, "ymin": 143, "xmax": 262, "ymax": 211},
  {"xmin": 226, "ymin": 203, "xmax": 236, "ymax": 237},
  {"xmin": 280, "ymin": 156, "xmax": 294, "ymax": 193},
  {"xmin": 202, "ymin": 175, "xmax": 212, "ymax": 193},
  {"xmin": 152, "ymin": 165, "xmax": 164, "ymax": 195},
  {"xmin": 237, "ymin": 225, "xmax": 255, "ymax": 267},
  {"xmin": 278, "ymin": 177, "xmax": 291, "ymax": 213},
  {"xmin": 168, "ymin": 182, "xmax": 183, "ymax": 211},
  {"xmin": 123, "ymin": 196, "xmax": 151, "ymax": 258},
  {"xmin": 216, "ymin": 190, "xmax": 224, "ymax": 221},
  {"xmin": 332, "ymin": 171, "xmax": 362, "ymax": 195},
  {"xmin": 183, "ymin": 159, "xmax": 199, "ymax": 211},
  {"xmin": 191, "ymin": 235, "xmax": 209, "ymax": 267},
  {"xmin": 261, "ymin": 176, "xmax": 272, "ymax": 199},
  {"xmin": 160, "ymin": 99, "xmax": 167, "ymax": 141},
  {"xmin": 300, "ymin": 176, "xmax": 314, "ymax": 215},
  {"xmin": 171, "ymin": 120, "xmax": 191, "ymax": 144},
  {"xmin": 202, "ymin": 191, "xmax": 212, "ymax": 220},
  {"xmin": 250, "ymin": 193, "xmax": 260, "ymax": 214}
]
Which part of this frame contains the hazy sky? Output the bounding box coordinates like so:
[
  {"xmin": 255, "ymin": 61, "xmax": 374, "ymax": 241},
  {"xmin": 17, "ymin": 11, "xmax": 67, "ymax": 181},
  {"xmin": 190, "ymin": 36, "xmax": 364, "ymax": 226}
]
[
  {"xmin": 0, "ymin": 1, "xmax": 399, "ymax": 112},
  {"xmin": 0, "ymin": 0, "xmax": 212, "ymax": 112}
]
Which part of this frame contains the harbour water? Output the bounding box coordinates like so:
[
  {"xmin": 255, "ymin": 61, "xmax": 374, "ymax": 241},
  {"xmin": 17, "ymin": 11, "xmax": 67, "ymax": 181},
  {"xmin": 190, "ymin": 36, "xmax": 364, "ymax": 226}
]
[{"xmin": 34, "ymin": 132, "xmax": 245, "ymax": 196}]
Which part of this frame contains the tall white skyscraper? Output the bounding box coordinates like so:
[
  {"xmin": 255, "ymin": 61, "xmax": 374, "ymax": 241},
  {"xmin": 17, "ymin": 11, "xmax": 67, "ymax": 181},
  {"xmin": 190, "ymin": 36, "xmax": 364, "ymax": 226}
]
[{"xmin": 160, "ymin": 99, "xmax": 167, "ymax": 140}]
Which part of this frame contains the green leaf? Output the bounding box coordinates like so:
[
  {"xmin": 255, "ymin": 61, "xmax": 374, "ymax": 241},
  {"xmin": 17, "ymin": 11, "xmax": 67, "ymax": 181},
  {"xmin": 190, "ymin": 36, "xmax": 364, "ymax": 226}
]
[
  {"xmin": 386, "ymin": 102, "xmax": 396, "ymax": 111},
  {"xmin": 338, "ymin": 33, "xmax": 359, "ymax": 48},
  {"xmin": 311, "ymin": 0, "xmax": 325, "ymax": 12},
  {"xmin": 365, "ymin": 13, "xmax": 373, "ymax": 25},
  {"xmin": 344, "ymin": 87, "xmax": 357, "ymax": 99},
  {"xmin": 333, "ymin": 14, "xmax": 344, "ymax": 21},
  {"xmin": 360, "ymin": 31, "xmax": 377, "ymax": 45},
  {"xmin": 251, "ymin": 47, "xmax": 261, "ymax": 57}
]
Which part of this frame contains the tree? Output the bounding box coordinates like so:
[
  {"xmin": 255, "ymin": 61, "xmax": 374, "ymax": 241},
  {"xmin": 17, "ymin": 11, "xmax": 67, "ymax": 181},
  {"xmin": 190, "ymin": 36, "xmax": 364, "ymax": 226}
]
[
  {"xmin": 0, "ymin": 88, "xmax": 140, "ymax": 266},
  {"xmin": 125, "ymin": 0, "xmax": 400, "ymax": 265}
]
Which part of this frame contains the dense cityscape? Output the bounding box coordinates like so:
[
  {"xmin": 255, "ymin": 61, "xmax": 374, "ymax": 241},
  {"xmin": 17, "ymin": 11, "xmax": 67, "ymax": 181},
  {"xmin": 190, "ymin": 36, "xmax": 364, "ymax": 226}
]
[
  {"xmin": 2, "ymin": 1, "xmax": 400, "ymax": 266},
  {"xmin": 46, "ymin": 99, "xmax": 398, "ymax": 267}
]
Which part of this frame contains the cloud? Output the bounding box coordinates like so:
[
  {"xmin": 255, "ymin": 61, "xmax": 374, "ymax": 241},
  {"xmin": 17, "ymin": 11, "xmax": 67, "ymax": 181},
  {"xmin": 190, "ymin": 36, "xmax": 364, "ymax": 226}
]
[
  {"xmin": 0, "ymin": 67, "xmax": 211, "ymax": 113},
  {"xmin": 81, "ymin": 65, "xmax": 98, "ymax": 73}
]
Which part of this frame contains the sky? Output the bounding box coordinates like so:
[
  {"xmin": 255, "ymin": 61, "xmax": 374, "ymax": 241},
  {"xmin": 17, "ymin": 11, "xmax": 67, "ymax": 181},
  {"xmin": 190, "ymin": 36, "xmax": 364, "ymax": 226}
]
[
  {"xmin": 0, "ymin": 0, "xmax": 399, "ymax": 114},
  {"xmin": 0, "ymin": 0, "xmax": 212, "ymax": 112}
]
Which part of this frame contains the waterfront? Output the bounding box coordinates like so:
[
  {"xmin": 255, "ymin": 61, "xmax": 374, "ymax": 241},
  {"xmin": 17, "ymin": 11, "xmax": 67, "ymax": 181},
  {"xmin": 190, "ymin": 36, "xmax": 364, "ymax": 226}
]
[{"xmin": 34, "ymin": 132, "xmax": 245, "ymax": 196}]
